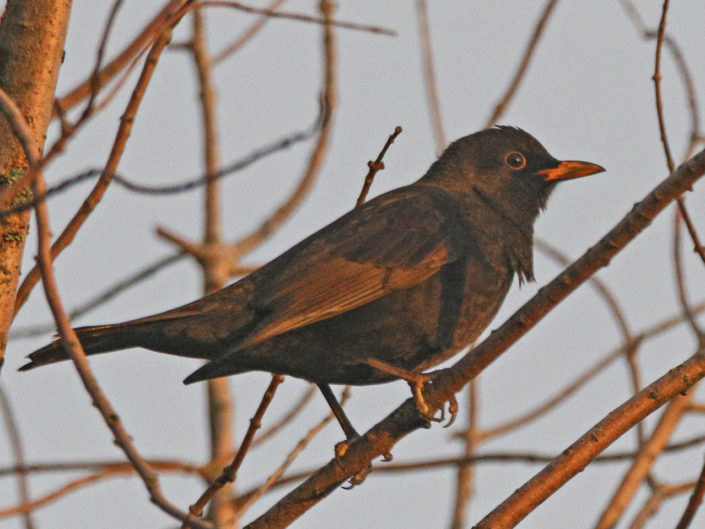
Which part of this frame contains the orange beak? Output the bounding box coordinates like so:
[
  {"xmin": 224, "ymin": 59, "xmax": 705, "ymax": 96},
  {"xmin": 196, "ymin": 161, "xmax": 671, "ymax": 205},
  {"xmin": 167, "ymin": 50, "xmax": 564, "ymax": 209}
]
[{"xmin": 538, "ymin": 160, "xmax": 605, "ymax": 181}]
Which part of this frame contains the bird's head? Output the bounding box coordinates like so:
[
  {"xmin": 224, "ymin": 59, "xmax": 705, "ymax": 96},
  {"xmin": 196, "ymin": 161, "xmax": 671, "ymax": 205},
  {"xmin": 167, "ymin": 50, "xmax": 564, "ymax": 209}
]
[{"xmin": 423, "ymin": 126, "xmax": 605, "ymax": 220}]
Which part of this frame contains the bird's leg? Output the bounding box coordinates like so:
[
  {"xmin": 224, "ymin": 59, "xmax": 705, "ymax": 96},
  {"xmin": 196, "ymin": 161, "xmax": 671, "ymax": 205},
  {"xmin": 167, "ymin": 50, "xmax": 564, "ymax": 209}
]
[
  {"xmin": 317, "ymin": 383, "xmax": 389, "ymax": 487},
  {"xmin": 366, "ymin": 358, "xmax": 458, "ymax": 427},
  {"xmin": 317, "ymin": 383, "xmax": 359, "ymax": 441}
]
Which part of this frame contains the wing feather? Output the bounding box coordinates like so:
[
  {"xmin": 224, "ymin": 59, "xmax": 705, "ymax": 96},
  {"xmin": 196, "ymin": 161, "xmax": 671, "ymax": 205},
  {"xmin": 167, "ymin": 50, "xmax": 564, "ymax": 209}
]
[
  {"xmin": 242, "ymin": 187, "xmax": 463, "ymax": 344},
  {"xmin": 129, "ymin": 186, "xmax": 467, "ymax": 351}
]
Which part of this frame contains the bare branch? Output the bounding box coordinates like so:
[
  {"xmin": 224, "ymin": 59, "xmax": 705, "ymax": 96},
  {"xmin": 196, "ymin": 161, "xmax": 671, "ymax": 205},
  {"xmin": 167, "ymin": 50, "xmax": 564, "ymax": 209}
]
[
  {"xmin": 450, "ymin": 382, "xmax": 478, "ymax": 529},
  {"xmin": 213, "ymin": 0, "xmax": 285, "ymax": 64},
  {"xmin": 475, "ymin": 347, "xmax": 705, "ymax": 529},
  {"xmin": 0, "ymin": 30, "xmax": 210, "ymax": 528},
  {"xmin": 0, "ymin": 388, "xmax": 35, "ymax": 528},
  {"xmin": 228, "ymin": 0, "xmax": 338, "ymax": 258},
  {"xmin": 355, "ymin": 126, "xmax": 402, "ymax": 207},
  {"xmin": 197, "ymin": 1, "xmax": 395, "ymax": 36},
  {"xmin": 674, "ymin": 456, "xmax": 705, "ymax": 529},
  {"xmin": 415, "ymin": 0, "xmax": 446, "ymax": 153},
  {"xmin": 252, "ymin": 385, "xmax": 317, "ymax": 447},
  {"xmin": 54, "ymin": 0, "xmax": 186, "ymax": 113},
  {"xmin": 184, "ymin": 375, "xmax": 283, "ymax": 526},
  {"xmin": 238, "ymin": 387, "xmax": 350, "ymax": 515},
  {"xmin": 594, "ymin": 392, "xmax": 696, "ymax": 529},
  {"xmin": 9, "ymin": 253, "xmax": 185, "ymax": 339},
  {"xmin": 484, "ymin": 0, "xmax": 560, "ymax": 127}
]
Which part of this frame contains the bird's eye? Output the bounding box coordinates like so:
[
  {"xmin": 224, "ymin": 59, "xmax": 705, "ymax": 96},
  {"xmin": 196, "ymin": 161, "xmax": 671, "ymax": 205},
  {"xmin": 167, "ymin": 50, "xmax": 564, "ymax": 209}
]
[{"xmin": 504, "ymin": 152, "xmax": 526, "ymax": 170}]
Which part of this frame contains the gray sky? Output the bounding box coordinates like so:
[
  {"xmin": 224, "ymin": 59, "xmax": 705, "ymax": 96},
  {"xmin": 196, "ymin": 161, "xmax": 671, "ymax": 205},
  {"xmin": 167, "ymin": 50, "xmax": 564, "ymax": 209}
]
[{"xmin": 2, "ymin": 1, "xmax": 705, "ymax": 528}]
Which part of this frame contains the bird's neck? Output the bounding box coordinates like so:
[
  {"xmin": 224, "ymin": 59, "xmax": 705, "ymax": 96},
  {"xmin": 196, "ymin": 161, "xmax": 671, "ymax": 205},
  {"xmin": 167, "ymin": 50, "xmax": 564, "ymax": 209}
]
[{"xmin": 467, "ymin": 185, "xmax": 536, "ymax": 283}]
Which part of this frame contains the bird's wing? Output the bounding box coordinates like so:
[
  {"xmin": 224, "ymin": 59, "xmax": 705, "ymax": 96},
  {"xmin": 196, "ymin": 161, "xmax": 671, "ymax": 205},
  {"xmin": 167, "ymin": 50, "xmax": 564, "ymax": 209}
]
[
  {"xmin": 131, "ymin": 185, "xmax": 470, "ymax": 350},
  {"xmin": 241, "ymin": 185, "xmax": 467, "ymax": 346}
]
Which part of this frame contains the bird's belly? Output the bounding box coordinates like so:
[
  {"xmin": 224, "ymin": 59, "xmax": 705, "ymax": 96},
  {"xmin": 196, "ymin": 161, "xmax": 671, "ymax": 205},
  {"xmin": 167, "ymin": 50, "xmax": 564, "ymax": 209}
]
[{"xmin": 415, "ymin": 265, "xmax": 512, "ymax": 372}]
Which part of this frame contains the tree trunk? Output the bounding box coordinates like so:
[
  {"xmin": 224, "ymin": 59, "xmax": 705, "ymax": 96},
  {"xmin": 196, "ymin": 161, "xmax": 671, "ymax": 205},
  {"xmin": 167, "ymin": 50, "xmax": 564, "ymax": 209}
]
[{"xmin": 0, "ymin": 0, "xmax": 73, "ymax": 368}]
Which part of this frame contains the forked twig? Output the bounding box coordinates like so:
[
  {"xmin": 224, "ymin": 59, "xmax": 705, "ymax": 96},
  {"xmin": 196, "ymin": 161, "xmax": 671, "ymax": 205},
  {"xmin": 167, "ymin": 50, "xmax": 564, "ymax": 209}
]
[
  {"xmin": 355, "ymin": 126, "xmax": 402, "ymax": 207},
  {"xmin": 183, "ymin": 375, "xmax": 283, "ymax": 527}
]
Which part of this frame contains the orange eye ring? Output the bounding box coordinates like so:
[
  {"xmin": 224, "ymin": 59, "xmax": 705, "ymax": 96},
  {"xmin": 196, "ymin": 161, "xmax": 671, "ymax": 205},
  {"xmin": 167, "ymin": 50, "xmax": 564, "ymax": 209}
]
[{"xmin": 504, "ymin": 151, "xmax": 526, "ymax": 170}]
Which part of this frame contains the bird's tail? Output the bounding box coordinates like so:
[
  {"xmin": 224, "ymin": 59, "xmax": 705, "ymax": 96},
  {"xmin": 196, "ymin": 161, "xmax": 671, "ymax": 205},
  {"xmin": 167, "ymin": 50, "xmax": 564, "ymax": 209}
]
[{"xmin": 18, "ymin": 322, "xmax": 147, "ymax": 371}]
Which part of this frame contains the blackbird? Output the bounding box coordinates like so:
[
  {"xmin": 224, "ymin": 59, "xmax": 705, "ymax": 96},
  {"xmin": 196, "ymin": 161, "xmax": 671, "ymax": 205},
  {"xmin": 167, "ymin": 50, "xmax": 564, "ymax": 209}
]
[{"xmin": 21, "ymin": 126, "xmax": 603, "ymax": 437}]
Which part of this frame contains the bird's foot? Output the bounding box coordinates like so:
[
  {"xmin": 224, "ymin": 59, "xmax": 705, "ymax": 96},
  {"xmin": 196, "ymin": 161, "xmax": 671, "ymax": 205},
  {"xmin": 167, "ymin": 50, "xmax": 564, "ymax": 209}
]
[
  {"xmin": 333, "ymin": 413, "xmax": 393, "ymax": 489},
  {"xmin": 418, "ymin": 381, "xmax": 458, "ymax": 427},
  {"xmin": 333, "ymin": 435, "xmax": 374, "ymax": 488},
  {"xmin": 410, "ymin": 374, "xmax": 459, "ymax": 428},
  {"xmin": 366, "ymin": 358, "xmax": 458, "ymax": 427},
  {"xmin": 334, "ymin": 434, "xmax": 392, "ymax": 489},
  {"xmin": 342, "ymin": 464, "xmax": 372, "ymax": 488}
]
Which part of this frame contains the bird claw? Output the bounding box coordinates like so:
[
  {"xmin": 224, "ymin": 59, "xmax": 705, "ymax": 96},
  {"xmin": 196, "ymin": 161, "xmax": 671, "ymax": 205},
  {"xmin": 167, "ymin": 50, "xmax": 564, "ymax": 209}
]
[
  {"xmin": 409, "ymin": 375, "xmax": 457, "ymax": 428},
  {"xmin": 365, "ymin": 358, "xmax": 458, "ymax": 428},
  {"xmin": 444, "ymin": 394, "xmax": 459, "ymax": 428},
  {"xmin": 366, "ymin": 357, "xmax": 435, "ymax": 419},
  {"xmin": 343, "ymin": 463, "xmax": 372, "ymax": 488},
  {"xmin": 333, "ymin": 436, "xmax": 374, "ymax": 488},
  {"xmin": 334, "ymin": 432, "xmax": 390, "ymax": 488}
]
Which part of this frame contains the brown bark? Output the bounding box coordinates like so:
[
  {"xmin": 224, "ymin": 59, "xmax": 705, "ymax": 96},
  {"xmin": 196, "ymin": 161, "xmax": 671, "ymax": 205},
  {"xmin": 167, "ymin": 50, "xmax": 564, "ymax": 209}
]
[{"xmin": 0, "ymin": 0, "xmax": 73, "ymax": 367}]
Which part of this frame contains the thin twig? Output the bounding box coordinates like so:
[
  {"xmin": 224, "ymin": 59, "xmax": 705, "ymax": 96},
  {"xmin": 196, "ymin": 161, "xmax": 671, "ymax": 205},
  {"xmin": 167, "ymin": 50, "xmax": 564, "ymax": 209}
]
[
  {"xmin": 0, "ymin": 107, "xmax": 323, "ymax": 223},
  {"xmin": 237, "ymin": 387, "xmax": 350, "ymax": 515},
  {"xmin": 535, "ymin": 238, "xmax": 646, "ymax": 445},
  {"xmin": 10, "ymin": 252, "xmax": 185, "ymax": 339},
  {"xmin": 0, "ymin": 458, "xmax": 206, "ymax": 479},
  {"xmin": 628, "ymin": 482, "xmax": 696, "ymax": 529},
  {"xmin": 212, "ymin": 0, "xmax": 286, "ymax": 64},
  {"xmin": 535, "ymin": 238, "xmax": 632, "ymax": 338},
  {"xmin": 196, "ymin": 1, "xmax": 395, "ymax": 36},
  {"xmin": 0, "ymin": 472, "xmax": 116, "ymax": 518},
  {"xmin": 484, "ymin": 0, "xmax": 560, "ymax": 127},
  {"xmin": 673, "ymin": 212, "xmax": 704, "ymax": 340},
  {"xmin": 184, "ymin": 375, "xmax": 283, "ymax": 526},
  {"xmin": 415, "ymin": 0, "xmax": 445, "ymax": 153},
  {"xmin": 54, "ymin": 0, "xmax": 186, "ymax": 113},
  {"xmin": 0, "ymin": 460, "xmax": 206, "ymax": 519},
  {"xmin": 677, "ymin": 200, "xmax": 705, "ymax": 270},
  {"xmin": 450, "ymin": 381, "xmax": 477, "ymax": 529},
  {"xmin": 227, "ymin": 0, "xmax": 338, "ymax": 258},
  {"xmin": 41, "ymin": 0, "xmax": 143, "ymax": 169},
  {"xmin": 650, "ymin": 0, "xmax": 705, "ymax": 272},
  {"xmin": 252, "ymin": 385, "xmax": 317, "ymax": 447},
  {"xmin": 0, "ymin": 388, "xmax": 35, "ymax": 528},
  {"xmin": 675, "ymin": 455, "xmax": 705, "ymax": 529},
  {"xmin": 355, "ymin": 126, "xmax": 402, "ymax": 207}
]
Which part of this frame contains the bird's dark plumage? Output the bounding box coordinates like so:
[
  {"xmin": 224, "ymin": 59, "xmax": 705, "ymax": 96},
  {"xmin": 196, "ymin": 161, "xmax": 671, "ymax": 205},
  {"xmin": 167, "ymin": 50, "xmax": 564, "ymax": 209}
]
[{"xmin": 21, "ymin": 127, "xmax": 603, "ymax": 395}]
